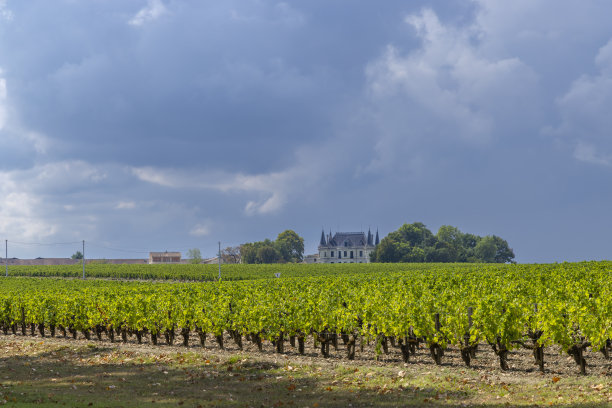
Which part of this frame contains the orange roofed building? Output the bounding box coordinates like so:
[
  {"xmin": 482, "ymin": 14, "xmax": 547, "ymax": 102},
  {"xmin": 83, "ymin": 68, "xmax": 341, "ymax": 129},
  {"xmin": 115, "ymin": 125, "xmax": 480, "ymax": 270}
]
[{"xmin": 148, "ymin": 251, "xmax": 181, "ymax": 264}]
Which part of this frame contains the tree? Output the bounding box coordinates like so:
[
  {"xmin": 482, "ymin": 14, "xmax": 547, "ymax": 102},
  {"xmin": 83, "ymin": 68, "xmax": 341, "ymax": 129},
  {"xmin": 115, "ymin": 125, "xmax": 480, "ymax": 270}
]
[
  {"xmin": 460, "ymin": 233, "xmax": 479, "ymax": 249},
  {"xmin": 370, "ymin": 238, "xmax": 399, "ymax": 262},
  {"xmin": 489, "ymin": 235, "xmax": 515, "ymax": 264},
  {"xmin": 394, "ymin": 222, "xmax": 435, "ymax": 247},
  {"xmin": 437, "ymin": 225, "xmax": 462, "ymax": 246},
  {"xmin": 187, "ymin": 248, "xmax": 202, "ymax": 264},
  {"xmin": 240, "ymin": 243, "xmax": 258, "ymax": 264},
  {"xmin": 71, "ymin": 251, "xmax": 83, "ymax": 260},
  {"xmin": 473, "ymin": 235, "xmax": 515, "ymax": 263},
  {"xmin": 425, "ymin": 241, "xmax": 458, "ymax": 263},
  {"xmin": 372, "ymin": 222, "xmax": 436, "ymax": 262},
  {"xmin": 406, "ymin": 246, "xmax": 426, "ymax": 262},
  {"xmin": 256, "ymin": 246, "xmax": 280, "ymax": 263},
  {"xmin": 276, "ymin": 230, "xmax": 304, "ymax": 262},
  {"xmin": 241, "ymin": 232, "xmax": 305, "ymax": 264},
  {"xmin": 241, "ymin": 239, "xmax": 277, "ymax": 264},
  {"xmin": 371, "ymin": 238, "xmax": 425, "ymax": 262},
  {"xmin": 221, "ymin": 246, "xmax": 241, "ymax": 264},
  {"xmin": 372, "ymin": 222, "xmax": 515, "ymax": 263},
  {"xmin": 475, "ymin": 236, "xmax": 497, "ymax": 262}
]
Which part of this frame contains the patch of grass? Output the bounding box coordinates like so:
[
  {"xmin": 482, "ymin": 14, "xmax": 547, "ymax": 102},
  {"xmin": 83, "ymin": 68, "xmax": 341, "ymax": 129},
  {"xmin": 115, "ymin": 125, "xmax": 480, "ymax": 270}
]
[{"xmin": 225, "ymin": 354, "xmax": 246, "ymax": 365}]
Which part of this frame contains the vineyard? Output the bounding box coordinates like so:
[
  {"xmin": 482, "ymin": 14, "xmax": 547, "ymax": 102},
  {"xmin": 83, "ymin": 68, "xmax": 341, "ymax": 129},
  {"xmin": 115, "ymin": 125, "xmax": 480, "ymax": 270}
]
[
  {"xmin": 2, "ymin": 261, "xmax": 493, "ymax": 281},
  {"xmin": 0, "ymin": 262, "xmax": 610, "ymax": 376},
  {"xmin": 4, "ymin": 260, "xmax": 612, "ymax": 282}
]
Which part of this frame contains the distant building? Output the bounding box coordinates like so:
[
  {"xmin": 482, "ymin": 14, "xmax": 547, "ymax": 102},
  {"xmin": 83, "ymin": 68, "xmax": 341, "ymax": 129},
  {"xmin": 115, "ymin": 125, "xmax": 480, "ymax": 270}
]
[
  {"xmin": 317, "ymin": 229, "xmax": 379, "ymax": 263},
  {"xmin": 148, "ymin": 251, "xmax": 181, "ymax": 264},
  {"xmin": 202, "ymin": 256, "xmax": 221, "ymax": 265},
  {"xmin": 303, "ymin": 254, "xmax": 319, "ymax": 264}
]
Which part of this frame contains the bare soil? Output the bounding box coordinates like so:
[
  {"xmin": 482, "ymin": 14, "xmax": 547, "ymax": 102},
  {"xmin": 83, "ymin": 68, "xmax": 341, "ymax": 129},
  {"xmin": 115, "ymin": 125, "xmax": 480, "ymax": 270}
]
[{"xmin": 0, "ymin": 331, "xmax": 610, "ymax": 407}]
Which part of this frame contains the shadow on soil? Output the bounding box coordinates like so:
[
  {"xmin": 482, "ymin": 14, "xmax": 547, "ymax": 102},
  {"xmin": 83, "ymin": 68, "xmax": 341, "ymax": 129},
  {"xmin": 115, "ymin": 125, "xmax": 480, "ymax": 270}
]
[{"xmin": 0, "ymin": 337, "xmax": 608, "ymax": 407}]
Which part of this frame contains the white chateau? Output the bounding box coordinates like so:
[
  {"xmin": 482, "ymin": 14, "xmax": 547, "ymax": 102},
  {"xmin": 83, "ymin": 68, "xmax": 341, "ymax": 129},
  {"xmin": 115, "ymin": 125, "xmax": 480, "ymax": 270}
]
[{"xmin": 316, "ymin": 229, "xmax": 379, "ymax": 263}]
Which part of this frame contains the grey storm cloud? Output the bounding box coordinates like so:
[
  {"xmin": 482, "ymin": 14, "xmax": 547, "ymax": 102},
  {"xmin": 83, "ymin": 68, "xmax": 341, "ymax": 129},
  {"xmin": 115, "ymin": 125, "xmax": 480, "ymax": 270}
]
[{"xmin": 1, "ymin": 0, "xmax": 612, "ymax": 261}]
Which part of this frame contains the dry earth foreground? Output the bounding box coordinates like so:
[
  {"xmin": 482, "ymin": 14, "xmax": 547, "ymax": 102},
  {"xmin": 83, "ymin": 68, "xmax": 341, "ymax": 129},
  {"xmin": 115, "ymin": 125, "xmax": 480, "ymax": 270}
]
[{"xmin": 0, "ymin": 331, "xmax": 609, "ymax": 407}]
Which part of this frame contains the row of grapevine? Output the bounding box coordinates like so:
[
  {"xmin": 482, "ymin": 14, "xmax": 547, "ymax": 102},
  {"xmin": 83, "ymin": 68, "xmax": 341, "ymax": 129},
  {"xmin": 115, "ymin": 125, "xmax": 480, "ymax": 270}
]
[
  {"xmin": 0, "ymin": 263, "xmax": 610, "ymax": 374},
  {"xmin": 3, "ymin": 261, "xmax": 494, "ymax": 281},
  {"xmin": 4, "ymin": 260, "xmax": 611, "ymax": 282}
]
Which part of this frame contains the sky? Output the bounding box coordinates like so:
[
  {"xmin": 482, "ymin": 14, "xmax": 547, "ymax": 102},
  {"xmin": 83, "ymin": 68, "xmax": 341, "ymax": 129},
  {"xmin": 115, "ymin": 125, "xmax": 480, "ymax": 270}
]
[{"xmin": 1, "ymin": 0, "xmax": 612, "ymax": 262}]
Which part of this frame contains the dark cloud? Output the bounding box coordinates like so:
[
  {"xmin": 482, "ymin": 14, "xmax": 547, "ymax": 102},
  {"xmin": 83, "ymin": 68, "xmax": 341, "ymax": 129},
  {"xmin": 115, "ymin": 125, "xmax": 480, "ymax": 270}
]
[
  {"xmin": 2, "ymin": 1, "xmax": 437, "ymax": 172},
  {"xmin": 1, "ymin": 1, "xmax": 612, "ymax": 262}
]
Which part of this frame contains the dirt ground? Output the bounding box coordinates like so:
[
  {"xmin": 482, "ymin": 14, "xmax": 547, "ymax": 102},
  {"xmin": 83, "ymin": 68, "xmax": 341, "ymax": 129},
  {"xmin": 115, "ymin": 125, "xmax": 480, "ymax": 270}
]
[
  {"xmin": 43, "ymin": 328, "xmax": 610, "ymax": 377},
  {"xmin": 0, "ymin": 331, "xmax": 609, "ymax": 407}
]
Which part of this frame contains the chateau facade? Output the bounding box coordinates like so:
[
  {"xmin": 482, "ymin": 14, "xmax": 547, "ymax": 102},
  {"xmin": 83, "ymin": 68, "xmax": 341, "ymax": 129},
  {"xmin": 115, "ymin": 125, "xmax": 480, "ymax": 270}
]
[{"xmin": 317, "ymin": 229, "xmax": 379, "ymax": 263}]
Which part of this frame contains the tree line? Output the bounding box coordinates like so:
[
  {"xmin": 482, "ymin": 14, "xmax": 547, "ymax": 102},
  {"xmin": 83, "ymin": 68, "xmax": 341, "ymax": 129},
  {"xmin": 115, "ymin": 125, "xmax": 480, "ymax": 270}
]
[
  {"xmin": 370, "ymin": 222, "xmax": 514, "ymax": 263},
  {"xmin": 216, "ymin": 222, "xmax": 514, "ymax": 264},
  {"xmin": 224, "ymin": 230, "xmax": 305, "ymax": 264}
]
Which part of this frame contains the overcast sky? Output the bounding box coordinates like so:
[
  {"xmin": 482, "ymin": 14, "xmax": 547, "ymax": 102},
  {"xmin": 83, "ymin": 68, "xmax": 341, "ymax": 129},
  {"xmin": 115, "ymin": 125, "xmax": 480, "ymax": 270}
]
[{"xmin": 1, "ymin": 1, "xmax": 612, "ymax": 262}]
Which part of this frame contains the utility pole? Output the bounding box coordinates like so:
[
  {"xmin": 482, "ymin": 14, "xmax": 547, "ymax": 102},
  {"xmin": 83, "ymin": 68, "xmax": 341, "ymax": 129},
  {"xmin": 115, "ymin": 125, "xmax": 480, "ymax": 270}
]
[
  {"xmin": 218, "ymin": 241, "xmax": 221, "ymax": 280},
  {"xmin": 82, "ymin": 240, "xmax": 85, "ymax": 279},
  {"xmin": 5, "ymin": 240, "xmax": 7, "ymax": 277}
]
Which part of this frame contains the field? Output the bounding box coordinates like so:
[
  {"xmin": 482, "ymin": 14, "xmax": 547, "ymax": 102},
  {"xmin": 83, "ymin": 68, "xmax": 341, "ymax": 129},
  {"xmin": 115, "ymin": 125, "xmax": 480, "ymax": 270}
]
[
  {"xmin": 8, "ymin": 261, "xmax": 612, "ymax": 281},
  {"xmin": 2, "ymin": 261, "xmax": 501, "ymax": 281},
  {"xmin": 0, "ymin": 262, "xmax": 610, "ymax": 406}
]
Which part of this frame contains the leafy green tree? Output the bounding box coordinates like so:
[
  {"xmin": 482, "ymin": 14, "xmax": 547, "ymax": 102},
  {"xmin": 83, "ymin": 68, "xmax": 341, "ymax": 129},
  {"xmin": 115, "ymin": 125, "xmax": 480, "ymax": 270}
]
[
  {"xmin": 392, "ymin": 222, "xmax": 435, "ymax": 247},
  {"xmin": 458, "ymin": 233, "xmax": 480, "ymax": 262},
  {"xmin": 372, "ymin": 222, "xmax": 515, "ymax": 263},
  {"xmin": 372, "ymin": 235, "xmax": 427, "ymax": 262},
  {"xmin": 241, "ymin": 234, "xmax": 303, "ymax": 264},
  {"xmin": 240, "ymin": 243, "xmax": 258, "ymax": 264},
  {"xmin": 241, "ymin": 240, "xmax": 275, "ymax": 264},
  {"xmin": 425, "ymin": 241, "xmax": 458, "ymax": 263},
  {"xmin": 436, "ymin": 225, "xmax": 462, "ymax": 246},
  {"xmin": 276, "ymin": 230, "xmax": 304, "ymax": 262},
  {"xmin": 460, "ymin": 233, "xmax": 479, "ymax": 249},
  {"xmin": 408, "ymin": 247, "xmax": 426, "ymax": 262},
  {"xmin": 489, "ymin": 235, "xmax": 515, "ymax": 264},
  {"xmin": 257, "ymin": 245, "xmax": 281, "ymax": 263},
  {"xmin": 187, "ymin": 248, "xmax": 202, "ymax": 264},
  {"xmin": 475, "ymin": 236, "xmax": 497, "ymax": 262},
  {"xmin": 371, "ymin": 238, "xmax": 399, "ymax": 262},
  {"xmin": 71, "ymin": 251, "xmax": 83, "ymax": 260},
  {"xmin": 372, "ymin": 222, "xmax": 436, "ymax": 262}
]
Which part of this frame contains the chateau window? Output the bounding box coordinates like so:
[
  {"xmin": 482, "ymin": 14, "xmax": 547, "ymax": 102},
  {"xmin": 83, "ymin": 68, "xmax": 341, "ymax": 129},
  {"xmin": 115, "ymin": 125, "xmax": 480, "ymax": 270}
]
[
  {"xmin": 343, "ymin": 251, "xmax": 347, "ymax": 257},
  {"xmin": 350, "ymin": 251, "xmax": 353, "ymax": 259},
  {"xmin": 331, "ymin": 251, "xmax": 334, "ymax": 257},
  {"xmin": 359, "ymin": 251, "xmax": 363, "ymax": 257},
  {"xmin": 338, "ymin": 252, "xmax": 342, "ymax": 259},
  {"xmin": 324, "ymin": 252, "xmax": 327, "ymax": 257}
]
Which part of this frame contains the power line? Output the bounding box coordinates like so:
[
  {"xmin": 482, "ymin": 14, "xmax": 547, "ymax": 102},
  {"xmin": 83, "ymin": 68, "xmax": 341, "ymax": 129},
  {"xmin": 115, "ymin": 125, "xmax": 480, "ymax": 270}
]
[
  {"xmin": 87, "ymin": 242, "xmax": 207, "ymax": 255},
  {"xmin": 87, "ymin": 242, "xmax": 151, "ymax": 254},
  {"xmin": 10, "ymin": 241, "xmax": 82, "ymax": 246},
  {"xmin": 3, "ymin": 238, "xmax": 238, "ymax": 260}
]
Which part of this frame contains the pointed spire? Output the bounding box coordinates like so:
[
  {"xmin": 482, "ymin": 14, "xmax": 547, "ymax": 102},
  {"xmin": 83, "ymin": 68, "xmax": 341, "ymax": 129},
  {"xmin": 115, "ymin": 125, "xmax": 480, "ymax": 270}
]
[
  {"xmin": 320, "ymin": 229, "xmax": 327, "ymax": 246},
  {"xmin": 367, "ymin": 228, "xmax": 373, "ymax": 246},
  {"xmin": 375, "ymin": 229, "xmax": 380, "ymax": 245}
]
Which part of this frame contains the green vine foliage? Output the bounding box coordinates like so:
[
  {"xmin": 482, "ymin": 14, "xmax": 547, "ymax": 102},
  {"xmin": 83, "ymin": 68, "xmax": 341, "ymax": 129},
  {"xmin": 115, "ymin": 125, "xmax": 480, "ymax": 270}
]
[{"xmin": 0, "ymin": 262, "xmax": 609, "ymax": 370}]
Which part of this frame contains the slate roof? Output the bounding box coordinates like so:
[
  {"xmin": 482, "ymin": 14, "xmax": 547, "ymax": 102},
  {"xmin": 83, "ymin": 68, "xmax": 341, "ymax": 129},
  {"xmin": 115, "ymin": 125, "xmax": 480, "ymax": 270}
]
[{"xmin": 321, "ymin": 232, "xmax": 372, "ymax": 248}]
